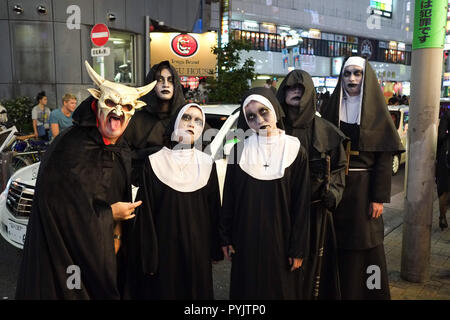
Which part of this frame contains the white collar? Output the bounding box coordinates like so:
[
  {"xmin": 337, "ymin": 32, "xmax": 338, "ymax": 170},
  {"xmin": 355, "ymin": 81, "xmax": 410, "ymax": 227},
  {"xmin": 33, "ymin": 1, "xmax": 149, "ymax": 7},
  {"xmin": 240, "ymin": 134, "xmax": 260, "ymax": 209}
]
[
  {"xmin": 239, "ymin": 131, "xmax": 300, "ymax": 180},
  {"xmin": 149, "ymin": 147, "xmax": 213, "ymax": 192}
]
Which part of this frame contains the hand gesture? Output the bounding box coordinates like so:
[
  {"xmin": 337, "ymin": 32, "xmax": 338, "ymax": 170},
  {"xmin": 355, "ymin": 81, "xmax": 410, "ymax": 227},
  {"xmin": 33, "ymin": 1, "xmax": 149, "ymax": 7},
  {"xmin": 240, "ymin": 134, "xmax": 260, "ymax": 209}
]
[
  {"xmin": 288, "ymin": 257, "xmax": 303, "ymax": 272},
  {"xmin": 222, "ymin": 245, "xmax": 235, "ymax": 261},
  {"xmin": 111, "ymin": 201, "xmax": 142, "ymax": 221},
  {"xmin": 370, "ymin": 202, "xmax": 383, "ymax": 219}
]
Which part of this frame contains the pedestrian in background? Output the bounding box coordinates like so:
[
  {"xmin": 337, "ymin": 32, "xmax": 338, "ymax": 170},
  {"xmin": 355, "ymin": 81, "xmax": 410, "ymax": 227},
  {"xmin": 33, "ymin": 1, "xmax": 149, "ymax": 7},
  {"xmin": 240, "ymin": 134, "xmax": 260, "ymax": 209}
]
[
  {"xmin": 49, "ymin": 93, "xmax": 77, "ymax": 140},
  {"xmin": 321, "ymin": 56, "xmax": 404, "ymax": 300},
  {"xmin": 32, "ymin": 91, "xmax": 51, "ymax": 141}
]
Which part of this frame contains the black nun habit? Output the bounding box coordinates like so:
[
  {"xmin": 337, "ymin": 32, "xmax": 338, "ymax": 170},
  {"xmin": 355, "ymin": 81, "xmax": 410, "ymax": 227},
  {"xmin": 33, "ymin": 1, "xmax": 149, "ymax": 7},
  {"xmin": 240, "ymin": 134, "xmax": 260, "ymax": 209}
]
[
  {"xmin": 321, "ymin": 56, "xmax": 404, "ymax": 300},
  {"xmin": 219, "ymin": 87, "xmax": 310, "ymax": 299}
]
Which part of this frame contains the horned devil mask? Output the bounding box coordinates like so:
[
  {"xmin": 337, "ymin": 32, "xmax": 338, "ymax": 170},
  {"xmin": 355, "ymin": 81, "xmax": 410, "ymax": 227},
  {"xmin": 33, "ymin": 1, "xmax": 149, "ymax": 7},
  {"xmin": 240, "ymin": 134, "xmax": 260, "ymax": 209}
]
[{"xmin": 84, "ymin": 60, "xmax": 156, "ymax": 124}]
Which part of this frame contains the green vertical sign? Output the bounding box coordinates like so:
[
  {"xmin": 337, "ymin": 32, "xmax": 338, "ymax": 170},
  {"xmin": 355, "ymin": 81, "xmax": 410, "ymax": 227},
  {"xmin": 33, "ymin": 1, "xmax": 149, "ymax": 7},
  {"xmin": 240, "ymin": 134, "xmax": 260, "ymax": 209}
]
[{"xmin": 413, "ymin": 0, "xmax": 448, "ymax": 49}]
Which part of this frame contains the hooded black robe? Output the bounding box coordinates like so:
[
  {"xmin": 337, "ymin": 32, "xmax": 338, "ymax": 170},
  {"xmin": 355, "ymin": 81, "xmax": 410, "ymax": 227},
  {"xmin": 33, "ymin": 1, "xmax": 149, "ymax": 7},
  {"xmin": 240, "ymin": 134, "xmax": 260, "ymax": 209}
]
[
  {"xmin": 277, "ymin": 70, "xmax": 348, "ymax": 300},
  {"xmin": 321, "ymin": 57, "xmax": 404, "ymax": 300},
  {"xmin": 15, "ymin": 96, "xmax": 133, "ymax": 299},
  {"xmin": 125, "ymin": 105, "xmax": 223, "ymax": 300},
  {"xmin": 219, "ymin": 87, "xmax": 310, "ymax": 299},
  {"xmin": 123, "ymin": 61, "xmax": 186, "ymax": 185}
]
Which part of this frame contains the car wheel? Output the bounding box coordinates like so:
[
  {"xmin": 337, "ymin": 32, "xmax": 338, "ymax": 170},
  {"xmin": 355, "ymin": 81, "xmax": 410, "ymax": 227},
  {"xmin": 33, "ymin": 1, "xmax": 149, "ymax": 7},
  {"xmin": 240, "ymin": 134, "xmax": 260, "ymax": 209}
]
[{"xmin": 392, "ymin": 154, "xmax": 400, "ymax": 176}]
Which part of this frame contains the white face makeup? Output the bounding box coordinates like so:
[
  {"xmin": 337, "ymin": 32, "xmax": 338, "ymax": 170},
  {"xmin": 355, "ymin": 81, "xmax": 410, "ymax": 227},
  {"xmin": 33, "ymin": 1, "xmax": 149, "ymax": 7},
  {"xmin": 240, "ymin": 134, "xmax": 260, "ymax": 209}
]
[
  {"xmin": 176, "ymin": 106, "xmax": 204, "ymax": 144},
  {"xmin": 342, "ymin": 65, "xmax": 364, "ymax": 96},
  {"xmin": 244, "ymin": 101, "xmax": 278, "ymax": 136},
  {"xmin": 285, "ymin": 84, "xmax": 304, "ymax": 107},
  {"xmin": 155, "ymin": 68, "xmax": 174, "ymax": 101}
]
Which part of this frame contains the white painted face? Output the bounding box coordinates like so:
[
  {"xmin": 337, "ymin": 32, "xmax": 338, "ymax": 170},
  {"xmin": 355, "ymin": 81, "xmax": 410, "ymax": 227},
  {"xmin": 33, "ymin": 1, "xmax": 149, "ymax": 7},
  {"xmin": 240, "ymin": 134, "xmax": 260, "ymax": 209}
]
[
  {"xmin": 285, "ymin": 84, "xmax": 304, "ymax": 107},
  {"xmin": 155, "ymin": 68, "xmax": 174, "ymax": 101},
  {"xmin": 175, "ymin": 106, "xmax": 204, "ymax": 144},
  {"xmin": 342, "ymin": 65, "xmax": 364, "ymax": 96},
  {"xmin": 84, "ymin": 61, "xmax": 156, "ymax": 144},
  {"xmin": 244, "ymin": 101, "xmax": 278, "ymax": 136}
]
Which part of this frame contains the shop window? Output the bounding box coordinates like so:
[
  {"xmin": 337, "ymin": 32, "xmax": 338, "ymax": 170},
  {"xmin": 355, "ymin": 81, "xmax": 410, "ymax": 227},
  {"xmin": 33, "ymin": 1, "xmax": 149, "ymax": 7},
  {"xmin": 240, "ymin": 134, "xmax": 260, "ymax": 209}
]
[{"xmin": 92, "ymin": 30, "xmax": 135, "ymax": 85}]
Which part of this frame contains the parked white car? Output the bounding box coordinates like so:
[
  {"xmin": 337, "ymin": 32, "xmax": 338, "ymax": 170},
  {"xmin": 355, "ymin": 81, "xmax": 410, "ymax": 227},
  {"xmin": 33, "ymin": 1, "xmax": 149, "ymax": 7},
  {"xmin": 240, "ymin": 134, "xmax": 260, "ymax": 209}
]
[
  {"xmin": 0, "ymin": 104, "xmax": 241, "ymax": 249},
  {"xmin": 388, "ymin": 105, "xmax": 409, "ymax": 175}
]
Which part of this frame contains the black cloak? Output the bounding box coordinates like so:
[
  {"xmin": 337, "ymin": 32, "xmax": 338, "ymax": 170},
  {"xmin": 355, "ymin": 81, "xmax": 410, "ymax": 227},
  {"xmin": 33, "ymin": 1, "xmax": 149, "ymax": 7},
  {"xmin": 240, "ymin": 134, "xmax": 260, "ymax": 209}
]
[
  {"xmin": 125, "ymin": 105, "xmax": 223, "ymax": 299},
  {"xmin": 219, "ymin": 87, "xmax": 310, "ymax": 299},
  {"xmin": 321, "ymin": 57, "xmax": 404, "ymax": 153},
  {"xmin": 15, "ymin": 96, "xmax": 133, "ymax": 299},
  {"xmin": 277, "ymin": 70, "xmax": 348, "ymax": 299}
]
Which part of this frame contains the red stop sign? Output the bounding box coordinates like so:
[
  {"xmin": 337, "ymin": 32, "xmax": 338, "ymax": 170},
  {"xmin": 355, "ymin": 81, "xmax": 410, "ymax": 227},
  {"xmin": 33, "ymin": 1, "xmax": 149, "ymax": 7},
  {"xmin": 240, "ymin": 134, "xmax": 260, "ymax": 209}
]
[{"xmin": 90, "ymin": 24, "xmax": 110, "ymax": 47}]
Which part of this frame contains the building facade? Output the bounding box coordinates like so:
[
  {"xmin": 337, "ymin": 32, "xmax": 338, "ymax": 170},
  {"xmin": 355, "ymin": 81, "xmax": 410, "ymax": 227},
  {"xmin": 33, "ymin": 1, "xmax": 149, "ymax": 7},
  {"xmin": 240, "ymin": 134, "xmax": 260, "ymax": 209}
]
[{"xmin": 0, "ymin": 0, "xmax": 204, "ymax": 108}]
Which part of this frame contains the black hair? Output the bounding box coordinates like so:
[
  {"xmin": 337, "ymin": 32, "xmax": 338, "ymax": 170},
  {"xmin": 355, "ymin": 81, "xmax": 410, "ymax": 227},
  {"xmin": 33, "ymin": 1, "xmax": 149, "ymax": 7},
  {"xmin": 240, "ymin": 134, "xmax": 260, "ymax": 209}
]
[{"xmin": 36, "ymin": 91, "xmax": 46, "ymax": 103}]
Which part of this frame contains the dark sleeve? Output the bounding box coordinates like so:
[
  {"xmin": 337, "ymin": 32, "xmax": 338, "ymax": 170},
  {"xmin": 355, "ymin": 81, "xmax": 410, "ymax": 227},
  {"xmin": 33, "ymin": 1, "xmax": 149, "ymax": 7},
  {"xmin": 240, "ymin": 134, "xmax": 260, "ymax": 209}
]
[
  {"xmin": 327, "ymin": 140, "xmax": 347, "ymax": 209},
  {"xmin": 288, "ymin": 145, "xmax": 311, "ymax": 259},
  {"xmin": 370, "ymin": 152, "xmax": 392, "ymax": 203},
  {"xmin": 208, "ymin": 163, "xmax": 224, "ymax": 261},
  {"xmin": 218, "ymin": 158, "xmax": 236, "ymax": 247},
  {"xmin": 132, "ymin": 159, "xmax": 159, "ymax": 275}
]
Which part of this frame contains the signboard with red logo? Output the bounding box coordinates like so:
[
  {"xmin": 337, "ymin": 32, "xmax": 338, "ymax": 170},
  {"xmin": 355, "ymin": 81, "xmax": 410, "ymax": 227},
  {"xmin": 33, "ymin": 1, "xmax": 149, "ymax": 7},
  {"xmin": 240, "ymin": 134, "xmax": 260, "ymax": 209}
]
[
  {"xmin": 150, "ymin": 32, "xmax": 217, "ymax": 77},
  {"xmin": 90, "ymin": 24, "xmax": 110, "ymax": 47},
  {"xmin": 171, "ymin": 34, "xmax": 199, "ymax": 57}
]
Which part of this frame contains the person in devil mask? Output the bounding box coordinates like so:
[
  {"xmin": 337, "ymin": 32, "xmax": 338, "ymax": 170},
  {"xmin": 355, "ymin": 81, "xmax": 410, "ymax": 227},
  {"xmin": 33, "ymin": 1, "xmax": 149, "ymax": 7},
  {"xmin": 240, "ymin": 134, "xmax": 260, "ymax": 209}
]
[
  {"xmin": 123, "ymin": 61, "xmax": 186, "ymax": 185},
  {"xmin": 276, "ymin": 69, "xmax": 348, "ymax": 300},
  {"xmin": 126, "ymin": 103, "xmax": 222, "ymax": 299},
  {"xmin": 219, "ymin": 87, "xmax": 310, "ymax": 299},
  {"xmin": 15, "ymin": 61, "xmax": 156, "ymax": 299},
  {"xmin": 321, "ymin": 56, "xmax": 404, "ymax": 300}
]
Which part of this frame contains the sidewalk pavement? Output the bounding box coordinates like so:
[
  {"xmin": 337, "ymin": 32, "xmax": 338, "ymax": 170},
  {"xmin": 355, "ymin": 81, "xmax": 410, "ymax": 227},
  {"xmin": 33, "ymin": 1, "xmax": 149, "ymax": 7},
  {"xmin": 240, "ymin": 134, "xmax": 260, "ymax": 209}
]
[
  {"xmin": 384, "ymin": 191, "xmax": 450, "ymax": 300},
  {"xmin": 212, "ymin": 191, "xmax": 450, "ymax": 300}
]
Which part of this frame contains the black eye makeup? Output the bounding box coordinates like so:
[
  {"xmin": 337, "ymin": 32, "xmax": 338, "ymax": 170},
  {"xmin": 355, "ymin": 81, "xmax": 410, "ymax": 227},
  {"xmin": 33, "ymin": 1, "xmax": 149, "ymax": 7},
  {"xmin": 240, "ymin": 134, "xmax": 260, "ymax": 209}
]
[
  {"xmin": 182, "ymin": 113, "xmax": 203, "ymax": 126},
  {"xmin": 246, "ymin": 107, "xmax": 270, "ymax": 122},
  {"xmin": 343, "ymin": 70, "xmax": 363, "ymax": 77}
]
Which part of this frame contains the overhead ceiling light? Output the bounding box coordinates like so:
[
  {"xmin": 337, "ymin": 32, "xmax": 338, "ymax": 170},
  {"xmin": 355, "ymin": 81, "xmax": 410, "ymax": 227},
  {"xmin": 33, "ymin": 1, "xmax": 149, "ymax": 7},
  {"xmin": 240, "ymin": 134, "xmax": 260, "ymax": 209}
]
[{"xmin": 13, "ymin": 4, "xmax": 23, "ymax": 15}]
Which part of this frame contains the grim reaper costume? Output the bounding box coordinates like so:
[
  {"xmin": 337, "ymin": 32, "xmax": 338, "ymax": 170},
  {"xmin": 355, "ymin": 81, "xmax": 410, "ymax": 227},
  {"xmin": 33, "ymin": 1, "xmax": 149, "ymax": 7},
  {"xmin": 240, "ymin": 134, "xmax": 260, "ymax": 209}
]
[
  {"xmin": 321, "ymin": 57, "xmax": 404, "ymax": 299},
  {"xmin": 15, "ymin": 62, "xmax": 156, "ymax": 299},
  {"xmin": 126, "ymin": 104, "xmax": 222, "ymax": 299},
  {"xmin": 276, "ymin": 70, "xmax": 348, "ymax": 300},
  {"xmin": 219, "ymin": 87, "xmax": 310, "ymax": 299}
]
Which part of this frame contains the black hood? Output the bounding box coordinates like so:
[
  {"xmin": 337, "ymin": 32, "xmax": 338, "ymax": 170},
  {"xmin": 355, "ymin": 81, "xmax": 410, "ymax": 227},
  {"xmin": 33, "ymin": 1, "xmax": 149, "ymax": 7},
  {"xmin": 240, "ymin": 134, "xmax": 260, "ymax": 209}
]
[
  {"xmin": 72, "ymin": 96, "xmax": 97, "ymax": 128},
  {"xmin": 276, "ymin": 69, "xmax": 316, "ymax": 129},
  {"xmin": 321, "ymin": 56, "xmax": 404, "ymax": 153},
  {"xmin": 236, "ymin": 87, "xmax": 285, "ymax": 132},
  {"xmin": 141, "ymin": 60, "xmax": 185, "ymax": 119}
]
